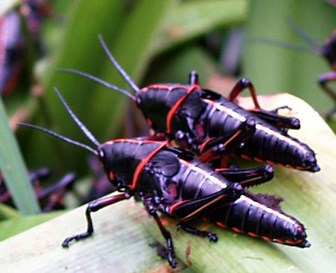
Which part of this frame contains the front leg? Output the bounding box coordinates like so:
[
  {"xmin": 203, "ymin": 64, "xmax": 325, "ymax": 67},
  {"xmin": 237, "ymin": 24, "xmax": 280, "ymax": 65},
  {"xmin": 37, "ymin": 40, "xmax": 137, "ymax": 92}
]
[{"xmin": 62, "ymin": 193, "xmax": 129, "ymax": 247}]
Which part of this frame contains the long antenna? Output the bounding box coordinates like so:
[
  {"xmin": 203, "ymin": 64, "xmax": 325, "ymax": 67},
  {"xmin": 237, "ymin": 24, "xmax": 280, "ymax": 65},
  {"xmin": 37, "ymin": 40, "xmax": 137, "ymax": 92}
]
[
  {"xmin": 53, "ymin": 87, "xmax": 101, "ymax": 147},
  {"xmin": 98, "ymin": 34, "xmax": 140, "ymax": 93},
  {"xmin": 18, "ymin": 122, "xmax": 98, "ymax": 156},
  {"xmin": 57, "ymin": 68, "xmax": 136, "ymax": 101},
  {"xmin": 286, "ymin": 17, "xmax": 321, "ymax": 51},
  {"xmin": 249, "ymin": 37, "xmax": 316, "ymax": 54},
  {"xmin": 250, "ymin": 18, "xmax": 323, "ymax": 56}
]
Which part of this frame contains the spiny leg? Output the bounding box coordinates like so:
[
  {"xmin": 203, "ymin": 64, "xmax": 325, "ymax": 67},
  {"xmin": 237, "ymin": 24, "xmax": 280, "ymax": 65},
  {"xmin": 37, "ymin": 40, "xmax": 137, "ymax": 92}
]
[
  {"xmin": 229, "ymin": 78, "xmax": 300, "ymax": 130},
  {"xmin": 249, "ymin": 107, "xmax": 300, "ymax": 130},
  {"xmin": 198, "ymin": 117, "xmax": 256, "ymax": 162},
  {"xmin": 229, "ymin": 77, "xmax": 261, "ymax": 108},
  {"xmin": 143, "ymin": 199, "xmax": 177, "ymax": 268},
  {"xmin": 178, "ymin": 222, "xmax": 218, "ymax": 242},
  {"xmin": 172, "ymin": 178, "xmax": 239, "ymax": 241},
  {"xmin": 62, "ymin": 193, "xmax": 128, "ymax": 247},
  {"xmin": 168, "ymin": 183, "xmax": 243, "ymax": 222},
  {"xmin": 216, "ymin": 164, "xmax": 274, "ymax": 188}
]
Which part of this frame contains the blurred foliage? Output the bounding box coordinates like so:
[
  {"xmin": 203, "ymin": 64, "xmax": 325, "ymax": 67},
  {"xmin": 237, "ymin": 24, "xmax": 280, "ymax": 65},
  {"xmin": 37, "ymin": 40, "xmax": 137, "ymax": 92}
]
[
  {"xmin": 244, "ymin": 0, "xmax": 336, "ymax": 113},
  {"xmin": 0, "ymin": 0, "xmax": 336, "ymax": 272}
]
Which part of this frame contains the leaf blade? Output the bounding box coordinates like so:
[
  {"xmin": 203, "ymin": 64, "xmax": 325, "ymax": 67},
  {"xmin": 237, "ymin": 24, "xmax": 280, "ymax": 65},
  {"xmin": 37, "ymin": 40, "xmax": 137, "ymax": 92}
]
[{"xmin": 0, "ymin": 98, "xmax": 40, "ymax": 214}]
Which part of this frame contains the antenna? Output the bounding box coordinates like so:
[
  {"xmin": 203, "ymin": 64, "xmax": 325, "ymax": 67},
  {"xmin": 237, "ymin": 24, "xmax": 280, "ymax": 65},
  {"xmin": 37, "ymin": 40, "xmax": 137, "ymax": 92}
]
[
  {"xmin": 286, "ymin": 17, "xmax": 321, "ymax": 51},
  {"xmin": 98, "ymin": 34, "xmax": 140, "ymax": 93},
  {"xmin": 57, "ymin": 68, "xmax": 136, "ymax": 101},
  {"xmin": 18, "ymin": 122, "xmax": 98, "ymax": 156},
  {"xmin": 249, "ymin": 18, "xmax": 322, "ymax": 56},
  {"xmin": 249, "ymin": 37, "xmax": 316, "ymax": 54},
  {"xmin": 18, "ymin": 87, "xmax": 101, "ymax": 156},
  {"xmin": 53, "ymin": 87, "xmax": 100, "ymax": 147}
]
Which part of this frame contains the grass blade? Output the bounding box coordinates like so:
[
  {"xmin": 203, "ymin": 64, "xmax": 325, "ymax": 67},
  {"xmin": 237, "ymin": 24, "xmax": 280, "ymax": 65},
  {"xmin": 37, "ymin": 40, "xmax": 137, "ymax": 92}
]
[
  {"xmin": 151, "ymin": 0, "xmax": 248, "ymax": 55},
  {"xmin": 0, "ymin": 98, "xmax": 40, "ymax": 214},
  {"xmin": 244, "ymin": 0, "xmax": 336, "ymax": 112},
  {"xmin": 0, "ymin": 211, "xmax": 62, "ymax": 241}
]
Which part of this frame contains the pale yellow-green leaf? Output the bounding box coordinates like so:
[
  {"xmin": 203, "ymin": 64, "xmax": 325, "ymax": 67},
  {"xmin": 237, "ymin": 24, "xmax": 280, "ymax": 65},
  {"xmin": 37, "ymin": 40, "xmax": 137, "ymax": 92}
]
[
  {"xmin": 152, "ymin": 0, "xmax": 247, "ymax": 55},
  {"xmin": 0, "ymin": 199, "xmax": 185, "ymax": 272}
]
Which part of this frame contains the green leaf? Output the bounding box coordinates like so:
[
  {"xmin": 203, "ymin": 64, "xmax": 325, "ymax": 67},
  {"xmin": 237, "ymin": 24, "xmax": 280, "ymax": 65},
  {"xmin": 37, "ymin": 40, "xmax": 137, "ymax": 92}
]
[
  {"xmin": 0, "ymin": 203, "xmax": 20, "ymax": 220},
  {"xmin": 0, "ymin": 98, "xmax": 40, "ymax": 215},
  {"xmin": 23, "ymin": 0, "xmax": 127, "ymax": 174},
  {"xmin": 87, "ymin": 0, "xmax": 178, "ymax": 139},
  {"xmin": 0, "ymin": 199, "xmax": 183, "ymax": 272},
  {"xmin": 24, "ymin": 0, "xmax": 177, "ymax": 175},
  {"xmin": 145, "ymin": 45, "xmax": 218, "ymax": 88},
  {"xmin": 0, "ymin": 211, "xmax": 62, "ymax": 241},
  {"xmin": 151, "ymin": 0, "xmax": 248, "ymax": 55},
  {"xmin": 244, "ymin": 0, "xmax": 336, "ymax": 112},
  {"xmin": 329, "ymin": 118, "xmax": 336, "ymax": 132}
]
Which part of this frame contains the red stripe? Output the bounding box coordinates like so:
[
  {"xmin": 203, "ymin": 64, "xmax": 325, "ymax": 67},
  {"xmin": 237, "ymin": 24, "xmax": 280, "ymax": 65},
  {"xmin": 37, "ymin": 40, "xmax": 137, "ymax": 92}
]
[
  {"xmin": 166, "ymin": 85, "xmax": 198, "ymax": 134},
  {"xmin": 199, "ymin": 137, "xmax": 215, "ymax": 154},
  {"xmin": 168, "ymin": 199, "xmax": 190, "ymax": 214},
  {"xmin": 130, "ymin": 141, "xmax": 168, "ymax": 190}
]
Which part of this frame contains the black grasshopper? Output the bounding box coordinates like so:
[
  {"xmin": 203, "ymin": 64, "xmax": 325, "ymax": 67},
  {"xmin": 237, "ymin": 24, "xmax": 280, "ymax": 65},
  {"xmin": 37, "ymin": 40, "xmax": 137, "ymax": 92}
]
[
  {"xmin": 19, "ymin": 88, "xmax": 309, "ymax": 267},
  {"xmin": 83, "ymin": 151, "xmax": 310, "ymax": 248},
  {"xmin": 0, "ymin": 168, "xmax": 76, "ymax": 212},
  {"xmin": 58, "ymin": 35, "xmax": 320, "ymax": 172}
]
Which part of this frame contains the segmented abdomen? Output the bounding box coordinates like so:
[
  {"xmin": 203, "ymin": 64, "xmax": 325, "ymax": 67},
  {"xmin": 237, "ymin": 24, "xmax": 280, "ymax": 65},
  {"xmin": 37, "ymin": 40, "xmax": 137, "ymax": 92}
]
[
  {"xmin": 202, "ymin": 98, "xmax": 319, "ymax": 171},
  {"xmin": 205, "ymin": 194, "xmax": 309, "ymax": 247},
  {"xmin": 203, "ymin": 99, "xmax": 247, "ymax": 137},
  {"xmin": 176, "ymin": 159, "xmax": 230, "ymax": 200},
  {"xmin": 238, "ymin": 123, "xmax": 318, "ymax": 171}
]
